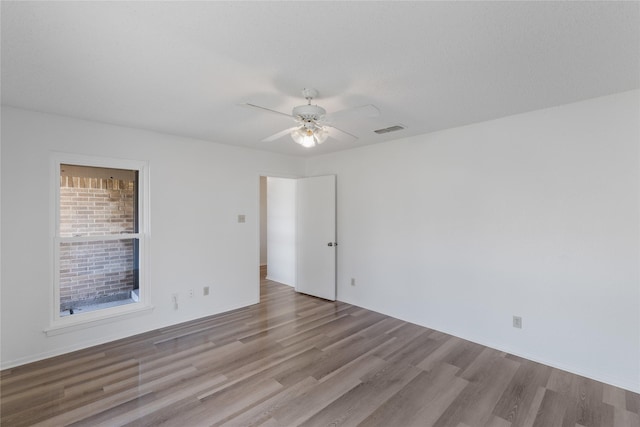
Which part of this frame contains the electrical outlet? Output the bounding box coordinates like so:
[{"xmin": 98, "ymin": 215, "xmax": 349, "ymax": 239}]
[
  {"xmin": 189, "ymin": 289, "xmax": 194, "ymax": 298},
  {"xmin": 203, "ymin": 286, "xmax": 210, "ymax": 296},
  {"xmin": 351, "ymin": 278, "xmax": 356, "ymax": 286},
  {"xmin": 513, "ymin": 316, "xmax": 522, "ymax": 329}
]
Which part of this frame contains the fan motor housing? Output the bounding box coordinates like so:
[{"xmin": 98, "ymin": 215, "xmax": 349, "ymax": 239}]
[{"xmin": 292, "ymin": 104, "xmax": 326, "ymax": 120}]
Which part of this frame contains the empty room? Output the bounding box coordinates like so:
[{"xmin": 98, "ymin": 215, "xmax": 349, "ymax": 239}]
[{"xmin": 1, "ymin": 1, "xmax": 639, "ymax": 426}]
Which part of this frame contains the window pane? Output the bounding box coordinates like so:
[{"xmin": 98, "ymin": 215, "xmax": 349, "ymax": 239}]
[
  {"xmin": 59, "ymin": 239, "xmax": 139, "ymax": 316},
  {"xmin": 60, "ymin": 164, "xmax": 137, "ymax": 237}
]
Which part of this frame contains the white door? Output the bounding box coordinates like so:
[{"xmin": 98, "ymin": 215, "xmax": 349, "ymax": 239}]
[{"xmin": 296, "ymin": 175, "xmax": 336, "ymax": 301}]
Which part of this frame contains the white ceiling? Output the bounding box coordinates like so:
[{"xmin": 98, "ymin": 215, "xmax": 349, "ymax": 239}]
[{"xmin": 2, "ymin": 1, "xmax": 639, "ymax": 157}]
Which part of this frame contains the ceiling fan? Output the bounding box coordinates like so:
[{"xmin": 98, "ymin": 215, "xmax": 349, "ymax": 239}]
[{"xmin": 241, "ymin": 88, "xmax": 380, "ymax": 148}]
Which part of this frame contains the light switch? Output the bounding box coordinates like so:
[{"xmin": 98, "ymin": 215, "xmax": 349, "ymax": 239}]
[{"xmin": 237, "ymin": 214, "xmax": 246, "ymax": 223}]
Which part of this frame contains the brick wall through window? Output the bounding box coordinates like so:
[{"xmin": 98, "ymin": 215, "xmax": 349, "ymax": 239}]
[{"xmin": 59, "ymin": 176, "xmax": 136, "ymax": 310}]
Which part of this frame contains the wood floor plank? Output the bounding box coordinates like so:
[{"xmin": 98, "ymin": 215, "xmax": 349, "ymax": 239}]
[
  {"xmin": 162, "ymin": 377, "xmax": 282, "ymax": 427},
  {"xmin": 532, "ymin": 389, "xmax": 568, "ymax": 427},
  {"xmin": 492, "ymin": 357, "xmax": 553, "ymax": 426},
  {"xmin": 358, "ymin": 316, "xmax": 405, "ymax": 338},
  {"xmin": 417, "ymin": 335, "xmax": 464, "ymax": 371},
  {"xmin": 68, "ymin": 392, "xmax": 160, "ymax": 427},
  {"xmin": 0, "ymin": 352, "xmax": 107, "ymax": 388},
  {"xmin": 384, "ymin": 330, "xmax": 443, "ymax": 366},
  {"xmin": 604, "ymin": 384, "xmax": 628, "ymax": 410},
  {"xmin": 32, "ymin": 373, "xmax": 227, "ymax": 427},
  {"xmin": 520, "ymin": 385, "xmax": 548, "ymax": 427},
  {"xmin": 432, "ymin": 349, "xmax": 521, "ymax": 427},
  {"xmin": 308, "ymin": 333, "xmax": 392, "ymax": 381},
  {"xmin": 216, "ymin": 376, "xmax": 318, "ymax": 427},
  {"xmin": 613, "ymin": 406, "xmax": 640, "ymax": 427},
  {"xmin": 626, "ymin": 391, "xmax": 640, "ymax": 414},
  {"xmin": 1, "ymin": 353, "xmax": 131, "ymax": 397},
  {"xmin": 567, "ymin": 376, "xmax": 605, "ymax": 427},
  {"xmin": 359, "ymin": 362, "xmax": 467, "ymax": 427},
  {"xmin": 485, "ymin": 415, "xmax": 512, "ymax": 427},
  {"xmin": 546, "ymin": 369, "xmax": 613, "ymax": 427},
  {"xmin": 196, "ymin": 338, "xmax": 321, "ymax": 400},
  {"xmin": 275, "ymin": 312, "xmax": 354, "ymax": 348},
  {"xmin": 270, "ymin": 354, "xmax": 388, "ymax": 426},
  {"xmin": 1, "ymin": 278, "xmax": 637, "ymax": 427},
  {"xmin": 441, "ymin": 337, "xmax": 488, "ymax": 372},
  {"xmin": 297, "ymin": 359, "xmax": 423, "ymax": 427}
]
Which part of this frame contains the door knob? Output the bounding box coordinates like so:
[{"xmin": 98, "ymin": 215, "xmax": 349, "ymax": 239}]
[{"xmin": 327, "ymin": 242, "xmax": 338, "ymax": 247}]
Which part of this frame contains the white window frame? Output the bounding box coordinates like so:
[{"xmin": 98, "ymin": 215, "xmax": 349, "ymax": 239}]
[{"xmin": 47, "ymin": 153, "xmax": 152, "ymax": 335}]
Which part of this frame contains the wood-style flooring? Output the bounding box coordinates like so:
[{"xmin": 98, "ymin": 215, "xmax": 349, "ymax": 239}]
[{"xmin": 1, "ymin": 279, "xmax": 639, "ymax": 426}]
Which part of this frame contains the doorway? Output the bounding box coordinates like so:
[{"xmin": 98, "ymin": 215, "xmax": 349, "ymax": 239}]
[{"xmin": 259, "ymin": 176, "xmax": 297, "ymax": 294}]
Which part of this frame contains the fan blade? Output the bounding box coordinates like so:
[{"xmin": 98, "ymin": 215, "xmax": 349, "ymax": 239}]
[
  {"xmin": 239, "ymin": 103, "xmax": 293, "ymax": 119},
  {"xmin": 262, "ymin": 127, "xmax": 298, "ymax": 142},
  {"xmin": 326, "ymin": 125, "xmax": 358, "ymax": 143},
  {"xmin": 325, "ymin": 104, "xmax": 380, "ymax": 122}
]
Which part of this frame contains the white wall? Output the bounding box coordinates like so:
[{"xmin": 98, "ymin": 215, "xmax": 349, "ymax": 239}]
[
  {"xmin": 306, "ymin": 90, "xmax": 640, "ymax": 392},
  {"xmin": 0, "ymin": 107, "xmax": 305, "ymax": 368},
  {"xmin": 266, "ymin": 177, "xmax": 296, "ymax": 286}
]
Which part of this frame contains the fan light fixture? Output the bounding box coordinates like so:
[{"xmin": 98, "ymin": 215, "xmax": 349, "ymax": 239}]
[{"xmin": 291, "ymin": 122, "xmax": 328, "ymax": 147}]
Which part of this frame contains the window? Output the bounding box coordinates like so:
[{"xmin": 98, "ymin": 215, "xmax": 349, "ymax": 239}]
[{"xmin": 50, "ymin": 154, "xmax": 150, "ymax": 331}]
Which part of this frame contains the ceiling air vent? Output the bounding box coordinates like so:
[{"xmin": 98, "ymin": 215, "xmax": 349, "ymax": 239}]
[{"xmin": 374, "ymin": 125, "xmax": 405, "ymax": 134}]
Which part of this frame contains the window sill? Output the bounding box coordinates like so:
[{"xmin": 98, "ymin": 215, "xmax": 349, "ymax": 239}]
[{"xmin": 44, "ymin": 303, "xmax": 154, "ymax": 336}]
